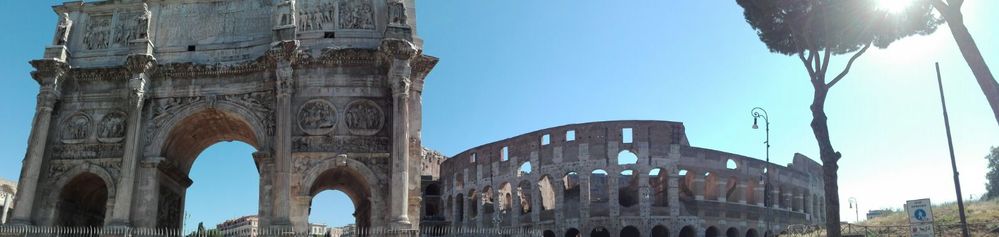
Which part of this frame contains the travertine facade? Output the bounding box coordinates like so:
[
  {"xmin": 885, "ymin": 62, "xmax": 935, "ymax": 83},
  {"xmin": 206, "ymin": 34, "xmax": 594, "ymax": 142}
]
[
  {"xmin": 10, "ymin": 0, "xmax": 434, "ymax": 232},
  {"xmin": 430, "ymin": 121, "xmax": 826, "ymax": 237}
]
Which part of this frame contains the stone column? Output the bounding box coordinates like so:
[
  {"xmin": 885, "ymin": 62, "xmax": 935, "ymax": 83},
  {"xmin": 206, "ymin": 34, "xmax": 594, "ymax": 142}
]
[
  {"xmin": 9, "ymin": 59, "xmax": 67, "ymax": 225},
  {"xmin": 2, "ymin": 193, "xmax": 12, "ymax": 224},
  {"xmin": 579, "ymin": 174, "xmax": 591, "ymax": 220},
  {"xmin": 255, "ymin": 151, "xmax": 275, "ymax": 228},
  {"xmin": 134, "ymin": 157, "xmax": 164, "ymax": 228},
  {"xmin": 716, "ymin": 179, "xmax": 728, "ymax": 202},
  {"xmin": 552, "ymin": 179, "xmax": 564, "ymax": 221},
  {"xmin": 638, "ymin": 172, "xmax": 651, "ymax": 218},
  {"xmin": 382, "ymin": 39, "xmax": 417, "ymax": 228},
  {"xmin": 735, "ymin": 183, "xmax": 747, "ymax": 204},
  {"xmin": 668, "ymin": 174, "xmax": 679, "ymax": 217},
  {"xmin": 608, "ymin": 172, "xmax": 619, "ymax": 217},
  {"xmin": 755, "ymin": 180, "xmax": 765, "ymax": 206},
  {"xmin": 270, "ymin": 42, "xmax": 297, "ymax": 229},
  {"xmin": 530, "ymin": 182, "xmax": 540, "ymax": 223},
  {"xmin": 510, "ymin": 186, "xmax": 520, "ymax": 226},
  {"xmin": 110, "ymin": 54, "xmax": 156, "ymax": 227}
]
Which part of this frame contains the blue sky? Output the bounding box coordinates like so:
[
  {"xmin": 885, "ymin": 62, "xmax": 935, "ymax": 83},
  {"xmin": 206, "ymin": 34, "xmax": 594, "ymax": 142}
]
[{"xmin": 2, "ymin": 0, "xmax": 998, "ymax": 230}]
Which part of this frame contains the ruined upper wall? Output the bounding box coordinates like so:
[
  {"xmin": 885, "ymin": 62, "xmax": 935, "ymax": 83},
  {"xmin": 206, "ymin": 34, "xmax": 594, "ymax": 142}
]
[{"xmin": 47, "ymin": 0, "xmax": 420, "ymax": 68}]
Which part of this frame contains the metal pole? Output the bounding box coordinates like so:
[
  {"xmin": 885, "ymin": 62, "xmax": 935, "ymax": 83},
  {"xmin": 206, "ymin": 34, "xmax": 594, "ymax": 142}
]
[
  {"xmin": 935, "ymin": 62, "xmax": 970, "ymax": 237},
  {"xmin": 752, "ymin": 107, "xmax": 771, "ymax": 236}
]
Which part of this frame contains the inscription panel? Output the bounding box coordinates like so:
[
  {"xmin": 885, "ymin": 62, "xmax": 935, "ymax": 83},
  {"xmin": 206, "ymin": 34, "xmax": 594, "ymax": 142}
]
[{"xmin": 154, "ymin": 0, "xmax": 273, "ymax": 47}]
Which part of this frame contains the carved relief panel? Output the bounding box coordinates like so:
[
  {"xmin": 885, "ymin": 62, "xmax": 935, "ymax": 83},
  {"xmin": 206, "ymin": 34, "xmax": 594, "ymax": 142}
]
[
  {"xmin": 82, "ymin": 15, "xmax": 112, "ymax": 50},
  {"xmin": 298, "ymin": 99, "xmax": 338, "ymax": 135},
  {"xmin": 62, "ymin": 113, "xmax": 93, "ymax": 144},
  {"xmin": 339, "ymin": 0, "xmax": 375, "ymax": 30},
  {"xmin": 292, "ymin": 97, "xmax": 390, "ymax": 153},
  {"xmin": 54, "ymin": 111, "xmax": 127, "ymax": 160},
  {"xmin": 344, "ymin": 99, "xmax": 383, "ymax": 135},
  {"xmin": 296, "ymin": 0, "xmax": 376, "ymax": 32},
  {"xmin": 97, "ymin": 111, "xmax": 127, "ymax": 143}
]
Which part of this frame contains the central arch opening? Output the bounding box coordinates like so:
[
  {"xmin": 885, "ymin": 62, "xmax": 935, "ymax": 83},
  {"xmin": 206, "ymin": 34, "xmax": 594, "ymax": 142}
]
[
  {"xmin": 156, "ymin": 108, "xmax": 263, "ymax": 231},
  {"xmin": 310, "ymin": 190, "xmax": 355, "ymax": 230}
]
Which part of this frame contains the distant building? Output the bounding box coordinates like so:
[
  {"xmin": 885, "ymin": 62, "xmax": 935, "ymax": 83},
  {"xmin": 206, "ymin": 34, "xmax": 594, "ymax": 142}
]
[
  {"xmin": 217, "ymin": 215, "xmax": 259, "ymax": 237},
  {"xmin": 309, "ymin": 223, "xmax": 329, "ymax": 236},
  {"xmin": 867, "ymin": 209, "xmax": 893, "ymax": 220},
  {"xmin": 0, "ymin": 178, "xmax": 16, "ymax": 225}
]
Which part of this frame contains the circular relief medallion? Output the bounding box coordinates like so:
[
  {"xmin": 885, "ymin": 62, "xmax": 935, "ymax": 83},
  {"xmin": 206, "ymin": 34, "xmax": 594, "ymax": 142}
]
[
  {"xmin": 62, "ymin": 113, "xmax": 92, "ymax": 144},
  {"xmin": 344, "ymin": 99, "xmax": 384, "ymax": 136},
  {"xmin": 298, "ymin": 99, "xmax": 337, "ymax": 135},
  {"xmin": 97, "ymin": 111, "xmax": 127, "ymax": 143}
]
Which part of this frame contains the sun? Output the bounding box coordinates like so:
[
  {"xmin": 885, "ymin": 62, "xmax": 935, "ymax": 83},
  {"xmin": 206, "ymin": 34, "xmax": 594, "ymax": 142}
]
[{"xmin": 877, "ymin": 0, "xmax": 914, "ymax": 13}]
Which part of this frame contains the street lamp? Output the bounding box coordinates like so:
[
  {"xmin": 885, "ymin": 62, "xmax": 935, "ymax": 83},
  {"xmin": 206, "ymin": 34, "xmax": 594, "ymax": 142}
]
[
  {"xmin": 848, "ymin": 197, "xmax": 859, "ymax": 223},
  {"xmin": 751, "ymin": 107, "xmax": 772, "ymax": 235}
]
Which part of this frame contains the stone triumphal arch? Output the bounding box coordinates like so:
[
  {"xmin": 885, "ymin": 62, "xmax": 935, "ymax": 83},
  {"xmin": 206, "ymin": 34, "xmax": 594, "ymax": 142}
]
[{"xmin": 9, "ymin": 0, "xmax": 435, "ymax": 232}]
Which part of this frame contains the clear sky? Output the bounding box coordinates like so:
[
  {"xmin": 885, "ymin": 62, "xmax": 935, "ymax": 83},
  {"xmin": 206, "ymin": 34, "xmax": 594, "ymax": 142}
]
[{"xmin": 2, "ymin": 0, "xmax": 998, "ymax": 231}]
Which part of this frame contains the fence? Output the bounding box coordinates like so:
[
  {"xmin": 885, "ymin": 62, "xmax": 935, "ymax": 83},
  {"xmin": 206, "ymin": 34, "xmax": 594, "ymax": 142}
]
[
  {"xmin": 0, "ymin": 225, "xmax": 542, "ymax": 237},
  {"xmin": 781, "ymin": 222, "xmax": 999, "ymax": 237}
]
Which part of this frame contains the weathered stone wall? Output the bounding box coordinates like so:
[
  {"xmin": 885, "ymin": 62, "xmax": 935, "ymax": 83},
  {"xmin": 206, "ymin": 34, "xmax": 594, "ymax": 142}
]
[
  {"xmin": 12, "ymin": 0, "xmax": 434, "ymax": 232},
  {"xmin": 435, "ymin": 121, "xmax": 826, "ymax": 237}
]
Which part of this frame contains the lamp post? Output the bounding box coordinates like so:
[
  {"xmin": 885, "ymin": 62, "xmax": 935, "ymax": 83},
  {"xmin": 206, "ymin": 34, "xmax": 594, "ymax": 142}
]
[
  {"xmin": 751, "ymin": 107, "xmax": 771, "ymax": 235},
  {"xmin": 848, "ymin": 197, "xmax": 859, "ymax": 223}
]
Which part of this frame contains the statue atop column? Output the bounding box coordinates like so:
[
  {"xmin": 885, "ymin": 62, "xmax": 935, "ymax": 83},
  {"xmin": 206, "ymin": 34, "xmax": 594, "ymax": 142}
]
[{"xmin": 52, "ymin": 13, "xmax": 72, "ymax": 46}]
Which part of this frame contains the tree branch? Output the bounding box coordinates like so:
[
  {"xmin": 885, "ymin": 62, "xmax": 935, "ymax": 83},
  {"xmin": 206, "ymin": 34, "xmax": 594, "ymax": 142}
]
[
  {"xmin": 799, "ymin": 50, "xmax": 816, "ymax": 79},
  {"xmin": 931, "ymin": 0, "xmax": 953, "ymax": 19},
  {"xmin": 827, "ymin": 42, "xmax": 872, "ymax": 88},
  {"xmin": 821, "ymin": 49, "xmax": 832, "ymax": 76}
]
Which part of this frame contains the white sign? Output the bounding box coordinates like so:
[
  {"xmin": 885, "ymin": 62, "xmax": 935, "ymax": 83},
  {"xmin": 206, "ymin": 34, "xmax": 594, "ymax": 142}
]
[{"xmin": 905, "ymin": 198, "xmax": 935, "ymax": 237}]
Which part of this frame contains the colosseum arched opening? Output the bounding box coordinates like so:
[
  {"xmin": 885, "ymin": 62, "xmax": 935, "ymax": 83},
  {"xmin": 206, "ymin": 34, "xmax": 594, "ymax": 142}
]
[
  {"xmin": 620, "ymin": 226, "xmax": 640, "ymax": 237},
  {"xmin": 590, "ymin": 227, "xmax": 610, "ymax": 237},
  {"xmin": 726, "ymin": 227, "xmax": 740, "ymax": 237},
  {"xmin": 651, "ymin": 225, "xmax": 669, "ymax": 237}
]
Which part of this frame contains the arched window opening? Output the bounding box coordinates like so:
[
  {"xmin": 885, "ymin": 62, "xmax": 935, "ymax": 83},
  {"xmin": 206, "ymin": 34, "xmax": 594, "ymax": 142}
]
[
  {"xmin": 498, "ymin": 183, "xmax": 512, "ymax": 213},
  {"xmin": 746, "ymin": 229, "xmax": 760, "ymax": 237},
  {"xmin": 537, "ymin": 176, "xmax": 555, "ymax": 211},
  {"xmin": 519, "ymin": 162, "xmax": 532, "ymax": 176},
  {"xmin": 482, "ymin": 186, "xmax": 495, "ymax": 214},
  {"xmin": 649, "ymin": 168, "xmax": 669, "ymax": 212},
  {"xmin": 565, "ymin": 228, "xmax": 581, "ymax": 237},
  {"xmin": 590, "ymin": 227, "xmax": 611, "ymax": 237},
  {"xmin": 726, "ymin": 176, "xmax": 739, "ymax": 202},
  {"xmin": 652, "ymin": 225, "xmax": 670, "ymax": 237},
  {"xmin": 679, "ymin": 226, "xmax": 696, "ymax": 237},
  {"xmin": 618, "ymin": 169, "xmax": 639, "ymax": 208},
  {"xmin": 517, "ymin": 180, "xmax": 532, "ymax": 215},
  {"xmin": 620, "ymin": 226, "xmax": 640, "ymax": 237},
  {"xmin": 727, "ymin": 159, "xmax": 738, "ymax": 169},
  {"xmin": 454, "ymin": 194, "xmax": 464, "ymax": 223},
  {"xmin": 617, "ymin": 150, "xmax": 638, "ymax": 165},
  {"xmin": 726, "ymin": 227, "xmax": 740, "ymax": 237},
  {"xmin": 704, "ymin": 172, "xmax": 720, "ymax": 201},
  {"xmin": 706, "ymin": 226, "xmax": 720, "ymax": 237},
  {"xmin": 468, "ymin": 189, "xmax": 479, "ymax": 218}
]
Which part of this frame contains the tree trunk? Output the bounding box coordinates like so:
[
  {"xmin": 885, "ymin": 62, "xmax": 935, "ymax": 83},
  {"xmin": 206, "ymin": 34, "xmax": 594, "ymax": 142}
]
[
  {"xmin": 938, "ymin": 4, "xmax": 999, "ymax": 127},
  {"xmin": 811, "ymin": 81, "xmax": 844, "ymax": 237}
]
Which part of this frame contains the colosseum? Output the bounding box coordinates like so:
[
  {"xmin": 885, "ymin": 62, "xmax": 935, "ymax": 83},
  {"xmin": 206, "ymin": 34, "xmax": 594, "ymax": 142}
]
[{"xmin": 422, "ymin": 120, "xmax": 826, "ymax": 237}]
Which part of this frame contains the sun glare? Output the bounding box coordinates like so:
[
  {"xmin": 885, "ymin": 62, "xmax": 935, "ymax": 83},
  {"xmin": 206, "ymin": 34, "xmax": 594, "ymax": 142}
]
[{"xmin": 877, "ymin": 0, "xmax": 914, "ymax": 13}]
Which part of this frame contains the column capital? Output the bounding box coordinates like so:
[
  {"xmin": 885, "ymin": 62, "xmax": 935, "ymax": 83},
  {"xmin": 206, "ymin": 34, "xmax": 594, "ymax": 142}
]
[
  {"xmin": 379, "ymin": 39, "xmax": 417, "ymax": 60},
  {"xmin": 29, "ymin": 59, "xmax": 69, "ymax": 88},
  {"xmin": 125, "ymin": 54, "xmax": 156, "ymax": 74}
]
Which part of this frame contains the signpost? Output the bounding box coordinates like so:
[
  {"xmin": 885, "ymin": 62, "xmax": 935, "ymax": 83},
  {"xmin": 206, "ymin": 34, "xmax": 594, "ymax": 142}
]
[{"xmin": 905, "ymin": 198, "xmax": 935, "ymax": 237}]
